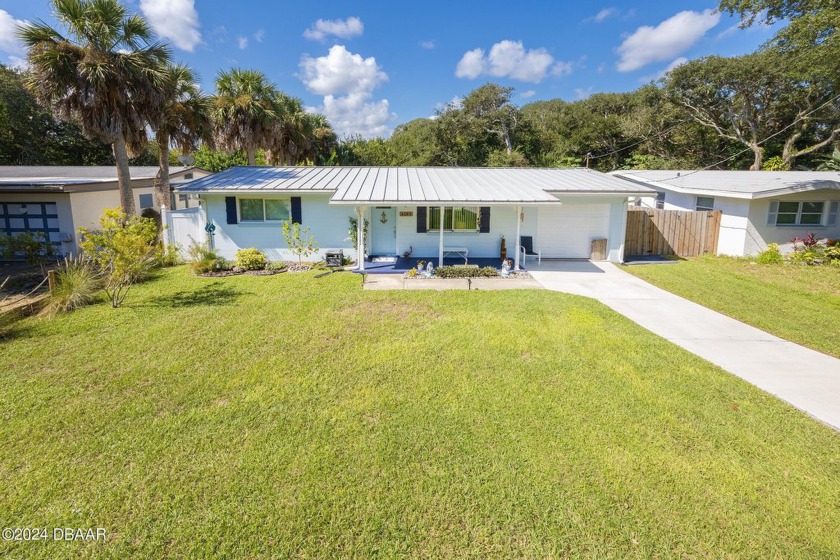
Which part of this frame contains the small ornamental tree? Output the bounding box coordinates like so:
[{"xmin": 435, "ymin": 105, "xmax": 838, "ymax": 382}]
[
  {"xmin": 281, "ymin": 219, "xmax": 318, "ymax": 264},
  {"xmin": 79, "ymin": 208, "xmax": 160, "ymax": 308}
]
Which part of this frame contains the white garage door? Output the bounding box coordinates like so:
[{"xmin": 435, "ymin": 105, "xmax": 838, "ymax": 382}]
[{"xmin": 537, "ymin": 204, "xmax": 610, "ymax": 258}]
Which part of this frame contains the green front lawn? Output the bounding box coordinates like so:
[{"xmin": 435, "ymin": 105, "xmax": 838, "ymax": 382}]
[
  {"xmin": 623, "ymin": 255, "xmax": 840, "ymax": 358},
  {"xmin": 1, "ymin": 267, "xmax": 839, "ymax": 558}
]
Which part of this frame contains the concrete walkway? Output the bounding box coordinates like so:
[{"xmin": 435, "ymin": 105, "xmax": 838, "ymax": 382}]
[{"xmin": 529, "ymin": 260, "xmax": 840, "ymax": 431}]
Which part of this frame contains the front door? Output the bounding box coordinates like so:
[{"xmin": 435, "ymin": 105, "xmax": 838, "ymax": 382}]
[{"xmin": 371, "ymin": 207, "xmax": 396, "ymax": 255}]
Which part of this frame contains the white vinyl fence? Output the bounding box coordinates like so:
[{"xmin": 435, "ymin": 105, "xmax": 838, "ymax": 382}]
[{"xmin": 162, "ymin": 206, "xmax": 207, "ymax": 258}]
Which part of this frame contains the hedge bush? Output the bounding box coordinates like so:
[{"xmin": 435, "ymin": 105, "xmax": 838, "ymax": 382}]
[
  {"xmin": 235, "ymin": 248, "xmax": 267, "ymax": 271},
  {"xmin": 434, "ymin": 265, "xmax": 499, "ymax": 278}
]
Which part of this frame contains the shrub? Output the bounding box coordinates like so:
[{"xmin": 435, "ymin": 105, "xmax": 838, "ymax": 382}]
[
  {"xmin": 235, "ymin": 248, "xmax": 267, "ymax": 270},
  {"xmin": 40, "ymin": 255, "xmax": 102, "ymax": 317},
  {"xmin": 158, "ymin": 243, "xmax": 183, "ymax": 267},
  {"xmin": 282, "ymin": 220, "xmax": 318, "ymax": 264},
  {"xmin": 79, "ymin": 208, "xmax": 161, "ymax": 308},
  {"xmin": 434, "ymin": 265, "xmax": 499, "ymax": 278},
  {"xmin": 0, "ymin": 231, "xmax": 55, "ymax": 264},
  {"xmin": 187, "ymin": 242, "xmax": 233, "ymax": 274},
  {"xmin": 756, "ymin": 243, "xmax": 784, "ymax": 265}
]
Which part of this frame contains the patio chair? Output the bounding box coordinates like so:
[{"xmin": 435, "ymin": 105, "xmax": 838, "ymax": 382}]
[{"xmin": 520, "ymin": 236, "xmax": 541, "ymax": 265}]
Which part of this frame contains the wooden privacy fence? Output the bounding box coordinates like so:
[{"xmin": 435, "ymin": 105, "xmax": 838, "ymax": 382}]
[{"xmin": 625, "ymin": 208, "xmax": 721, "ymax": 257}]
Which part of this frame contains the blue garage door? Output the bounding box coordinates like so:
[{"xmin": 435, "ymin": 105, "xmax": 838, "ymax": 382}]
[{"xmin": 0, "ymin": 202, "xmax": 61, "ymax": 252}]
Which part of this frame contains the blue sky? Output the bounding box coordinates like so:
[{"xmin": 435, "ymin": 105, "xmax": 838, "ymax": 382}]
[{"xmin": 0, "ymin": 1, "xmax": 779, "ymax": 138}]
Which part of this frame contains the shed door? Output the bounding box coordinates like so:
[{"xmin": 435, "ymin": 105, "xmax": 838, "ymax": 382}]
[{"xmin": 537, "ymin": 204, "xmax": 610, "ymax": 258}]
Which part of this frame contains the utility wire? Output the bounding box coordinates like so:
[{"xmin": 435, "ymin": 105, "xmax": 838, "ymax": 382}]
[{"xmin": 617, "ymin": 92, "xmax": 840, "ymax": 183}]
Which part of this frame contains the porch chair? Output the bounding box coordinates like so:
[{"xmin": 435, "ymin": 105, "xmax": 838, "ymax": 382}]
[{"xmin": 520, "ymin": 236, "xmax": 541, "ymax": 265}]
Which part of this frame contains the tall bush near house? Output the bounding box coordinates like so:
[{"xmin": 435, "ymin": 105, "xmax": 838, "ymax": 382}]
[
  {"xmin": 0, "ymin": 231, "xmax": 54, "ymax": 265},
  {"xmin": 234, "ymin": 248, "xmax": 267, "ymax": 270},
  {"xmin": 347, "ymin": 216, "xmax": 368, "ymax": 250},
  {"xmin": 39, "ymin": 255, "xmax": 102, "ymax": 317},
  {"xmin": 282, "ymin": 220, "xmax": 318, "ymax": 264},
  {"xmin": 79, "ymin": 209, "xmax": 160, "ymax": 308}
]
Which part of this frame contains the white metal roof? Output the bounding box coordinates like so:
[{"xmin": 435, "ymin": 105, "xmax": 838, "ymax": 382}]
[
  {"xmin": 611, "ymin": 170, "xmax": 840, "ymax": 199},
  {"xmin": 0, "ymin": 166, "xmax": 192, "ymax": 185},
  {"xmin": 177, "ymin": 166, "xmax": 654, "ymax": 204}
]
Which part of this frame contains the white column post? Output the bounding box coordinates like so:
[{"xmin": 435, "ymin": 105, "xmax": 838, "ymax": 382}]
[
  {"xmin": 514, "ymin": 205, "xmax": 522, "ymax": 271},
  {"xmin": 357, "ymin": 207, "xmax": 365, "ymax": 271},
  {"xmin": 438, "ymin": 205, "xmax": 444, "ymax": 267},
  {"xmin": 160, "ymin": 204, "xmax": 169, "ymax": 250}
]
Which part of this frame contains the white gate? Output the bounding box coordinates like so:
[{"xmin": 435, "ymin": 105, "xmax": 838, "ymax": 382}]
[{"xmin": 163, "ymin": 206, "xmax": 207, "ymax": 257}]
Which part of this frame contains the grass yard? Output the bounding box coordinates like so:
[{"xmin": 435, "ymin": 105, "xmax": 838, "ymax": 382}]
[
  {"xmin": 623, "ymin": 255, "xmax": 840, "ymax": 358},
  {"xmin": 1, "ymin": 266, "xmax": 839, "ymax": 558}
]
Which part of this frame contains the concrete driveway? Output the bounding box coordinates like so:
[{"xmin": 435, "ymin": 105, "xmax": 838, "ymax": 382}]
[{"xmin": 528, "ymin": 260, "xmax": 840, "ymax": 431}]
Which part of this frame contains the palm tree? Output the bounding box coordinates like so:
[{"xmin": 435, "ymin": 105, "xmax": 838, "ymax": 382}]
[
  {"xmin": 267, "ymin": 94, "xmax": 309, "ymax": 165},
  {"xmin": 153, "ymin": 63, "xmax": 213, "ymax": 208},
  {"xmin": 18, "ymin": 0, "xmax": 170, "ymax": 214},
  {"xmin": 212, "ymin": 68, "xmax": 280, "ymax": 166}
]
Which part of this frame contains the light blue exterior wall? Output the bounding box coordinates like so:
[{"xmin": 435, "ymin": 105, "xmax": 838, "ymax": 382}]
[
  {"xmin": 203, "ymin": 193, "xmax": 358, "ymax": 260},
  {"xmin": 202, "ymin": 193, "xmax": 629, "ymax": 262}
]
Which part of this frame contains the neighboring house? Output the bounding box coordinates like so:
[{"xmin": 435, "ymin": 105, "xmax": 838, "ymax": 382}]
[
  {"xmin": 611, "ymin": 170, "xmax": 840, "ymax": 256},
  {"xmin": 175, "ymin": 166, "xmax": 654, "ymax": 265},
  {"xmin": 0, "ymin": 166, "xmax": 210, "ymax": 256}
]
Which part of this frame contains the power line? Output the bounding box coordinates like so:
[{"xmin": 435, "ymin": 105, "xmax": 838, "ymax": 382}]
[
  {"xmin": 618, "ymin": 92, "xmax": 840, "ymax": 183},
  {"xmin": 585, "ymin": 48, "xmax": 820, "ymax": 162}
]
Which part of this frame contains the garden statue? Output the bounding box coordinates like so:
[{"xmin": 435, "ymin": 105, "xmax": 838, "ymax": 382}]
[
  {"xmin": 426, "ymin": 261, "xmax": 434, "ymax": 276},
  {"xmin": 501, "ymin": 259, "xmax": 511, "ymax": 277}
]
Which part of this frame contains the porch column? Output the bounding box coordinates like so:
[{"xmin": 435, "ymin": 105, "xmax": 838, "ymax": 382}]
[
  {"xmin": 514, "ymin": 205, "xmax": 522, "ymax": 271},
  {"xmin": 356, "ymin": 206, "xmax": 365, "ymax": 271},
  {"xmin": 438, "ymin": 205, "xmax": 445, "ymax": 267}
]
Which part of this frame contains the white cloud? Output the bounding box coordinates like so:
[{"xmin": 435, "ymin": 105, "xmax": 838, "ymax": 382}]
[
  {"xmin": 551, "ymin": 61, "xmax": 573, "ymax": 77},
  {"xmin": 616, "ymin": 9, "xmax": 720, "ymax": 72},
  {"xmin": 238, "ymin": 36, "xmax": 248, "ymax": 49},
  {"xmin": 419, "ymin": 40, "xmax": 436, "ymax": 49},
  {"xmin": 593, "ymin": 8, "xmax": 618, "ymax": 23},
  {"xmin": 139, "ymin": 0, "xmax": 202, "ymax": 52},
  {"xmin": 663, "ymin": 56, "xmax": 688, "ymax": 73},
  {"xmin": 0, "ymin": 10, "xmax": 28, "ymax": 56},
  {"xmin": 254, "ymin": 29, "xmax": 265, "ymax": 43},
  {"xmin": 303, "ymin": 16, "xmax": 363, "ymax": 41},
  {"xmin": 455, "ymin": 48, "xmax": 485, "ymax": 79},
  {"xmin": 299, "ymin": 45, "xmax": 387, "ymax": 96},
  {"xmin": 574, "ymin": 87, "xmax": 594, "ymax": 100},
  {"xmin": 520, "ymin": 90, "xmax": 536, "ymax": 99},
  {"xmin": 455, "ymin": 40, "xmax": 572, "ymax": 83},
  {"xmin": 298, "ymin": 45, "xmax": 393, "ymax": 138},
  {"xmin": 315, "ymin": 93, "xmax": 395, "ymax": 138}
]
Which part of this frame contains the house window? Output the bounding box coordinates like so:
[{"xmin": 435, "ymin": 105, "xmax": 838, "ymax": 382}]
[
  {"xmin": 695, "ymin": 196, "xmax": 714, "ymax": 211},
  {"xmin": 239, "ymin": 198, "xmax": 290, "ymax": 222},
  {"xmin": 427, "ymin": 206, "xmax": 479, "ymax": 232},
  {"xmin": 655, "ymin": 192, "xmax": 666, "ymax": 209},
  {"xmin": 139, "ymin": 193, "xmax": 153, "ymax": 209},
  {"xmin": 775, "ymin": 201, "xmax": 824, "ymax": 226}
]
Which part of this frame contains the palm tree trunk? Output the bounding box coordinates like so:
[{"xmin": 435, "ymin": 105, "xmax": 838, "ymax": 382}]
[
  {"xmin": 155, "ymin": 132, "xmax": 171, "ymax": 210},
  {"xmin": 247, "ymin": 147, "xmax": 256, "ymax": 166},
  {"xmin": 113, "ymin": 135, "xmax": 135, "ymax": 214}
]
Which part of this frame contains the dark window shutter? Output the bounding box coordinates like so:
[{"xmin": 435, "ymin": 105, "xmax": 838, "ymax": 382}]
[
  {"xmin": 291, "ymin": 197, "xmax": 302, "ymax": 224},
  {"xmin": 416, "ymin": 207, "xmax": 427, "ymax": 233},
  {"xmin": 225, "ymin": 197, "xmax": 237, "ymax": 224},
  {"xmin": 479, "ymin": 207, "xmax": 491, "ymax": 233}
]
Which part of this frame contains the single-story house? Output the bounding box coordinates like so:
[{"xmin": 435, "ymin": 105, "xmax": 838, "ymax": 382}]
[
  {"xmin": 0, "ymin": 165, "xmax": 210, "ymax": 256},
  {"xmin": 174, "ymin": 166, "xmax": 655, "ymax": 267},
  {"xmin": 610, "ymin": 170, "xmax": 840, "ymax": 256}
]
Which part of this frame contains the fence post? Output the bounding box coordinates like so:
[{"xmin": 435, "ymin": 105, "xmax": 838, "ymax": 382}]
[{"xmin": 47, "ymin": 269, "xmax": 56, "ymax": 295}]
